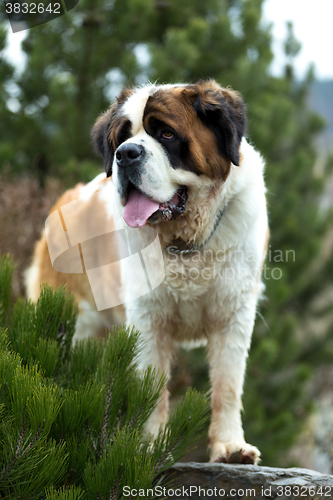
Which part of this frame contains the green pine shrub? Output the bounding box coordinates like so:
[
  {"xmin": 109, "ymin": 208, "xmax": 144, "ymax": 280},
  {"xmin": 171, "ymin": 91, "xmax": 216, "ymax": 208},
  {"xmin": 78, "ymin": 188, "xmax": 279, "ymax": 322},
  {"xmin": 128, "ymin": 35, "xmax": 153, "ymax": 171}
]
[{"xmin": 0, "ymin": 255, "xmax": 210, "ymax": 499}]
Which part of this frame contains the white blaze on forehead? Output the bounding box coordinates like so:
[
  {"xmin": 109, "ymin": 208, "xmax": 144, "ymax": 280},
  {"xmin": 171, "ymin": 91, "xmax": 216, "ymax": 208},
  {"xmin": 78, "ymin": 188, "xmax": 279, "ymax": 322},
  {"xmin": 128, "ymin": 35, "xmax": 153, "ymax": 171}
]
[{"xmin": 121, "ymin": 85, "xmax": 156, "ymax": 135}]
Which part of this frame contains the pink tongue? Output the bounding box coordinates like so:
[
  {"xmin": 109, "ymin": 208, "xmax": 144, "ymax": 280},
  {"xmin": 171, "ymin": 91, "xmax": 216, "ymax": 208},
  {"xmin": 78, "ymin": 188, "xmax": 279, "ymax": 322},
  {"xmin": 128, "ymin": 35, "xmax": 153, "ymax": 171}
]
[{"xmin": 122, "ymin": 188, "xmax": 160, "ymax": 228}]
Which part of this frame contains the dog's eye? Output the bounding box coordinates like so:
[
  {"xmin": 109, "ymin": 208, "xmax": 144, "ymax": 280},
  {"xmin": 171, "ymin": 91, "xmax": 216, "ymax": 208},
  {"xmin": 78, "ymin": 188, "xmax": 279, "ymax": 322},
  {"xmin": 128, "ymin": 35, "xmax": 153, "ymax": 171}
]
[{"xmin": 161, "ymin": 130, "xmax": 174, "ymax": 140}]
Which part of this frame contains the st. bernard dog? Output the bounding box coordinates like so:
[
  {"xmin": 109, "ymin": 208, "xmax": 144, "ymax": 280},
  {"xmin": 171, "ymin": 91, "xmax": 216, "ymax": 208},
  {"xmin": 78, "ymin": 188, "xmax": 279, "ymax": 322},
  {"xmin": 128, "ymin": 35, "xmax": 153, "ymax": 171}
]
[{"xmin": 26, "ymin": 79, "xmax": 268, "ymax": 464}]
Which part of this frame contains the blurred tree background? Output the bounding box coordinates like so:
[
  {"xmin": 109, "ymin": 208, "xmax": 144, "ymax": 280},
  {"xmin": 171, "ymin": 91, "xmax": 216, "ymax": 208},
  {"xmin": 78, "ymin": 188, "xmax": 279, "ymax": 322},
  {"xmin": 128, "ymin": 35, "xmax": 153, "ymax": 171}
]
[{"xmin": 0, "ymin": 0, "xmax": 333, "ymax": 467}]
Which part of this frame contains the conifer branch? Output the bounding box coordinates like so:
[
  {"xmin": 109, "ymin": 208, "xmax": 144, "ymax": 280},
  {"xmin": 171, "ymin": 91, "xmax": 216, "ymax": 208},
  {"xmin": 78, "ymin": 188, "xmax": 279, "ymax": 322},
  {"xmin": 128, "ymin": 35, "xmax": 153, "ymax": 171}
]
[
  {"xmin": 43, "ymin": 312, "xmax": 54, "ymax": 337},
  {"xmin": 0, "ymin": 420, "xmax": 45, "ymax": 482},
  {"xmin": 0, "ymin": 381, "xmax": 7, "ymax": 400},
  {"xmin": 57, "ymin": 321, "xmax": 66, "ymax": 346},
  {"xmin": 155, "ymin": 432, "xmax": 185, "ymax": 473},
  {"xmin": 86, "ymin": 422, "xmax": 97, "ymax": 453},
  {"xmin": 127, "ymin": 398, "xmax": 146, "ymax": 430},
  {"xmin": 15, "ymin": 418, "xmax": 27, "ymax": 458},
  {"xmin": 99, "ymin": 376, "xmax": 113, "ymax": 457},
  {"xmin": 25, "ymin": 420, "xmax": 45, "ymax": 453},
  {"xmin": 0, "ymin": 257, "xmax": 209, "ymax": 496},
  {"xmin": 109, "ymin": 466, "xmax": 122, "ymax": 500},
  {"xmin": 0, "ymin": 458, "xmax": 15, "ymax": 482}
]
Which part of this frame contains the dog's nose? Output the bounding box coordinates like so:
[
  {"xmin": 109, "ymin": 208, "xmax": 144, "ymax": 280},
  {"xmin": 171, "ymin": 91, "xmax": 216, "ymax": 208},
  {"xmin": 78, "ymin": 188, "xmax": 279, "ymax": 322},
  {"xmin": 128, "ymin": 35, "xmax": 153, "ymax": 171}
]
[{"xmin": 116, "ymin": 143, "xmax": 143, "ymax": 166}]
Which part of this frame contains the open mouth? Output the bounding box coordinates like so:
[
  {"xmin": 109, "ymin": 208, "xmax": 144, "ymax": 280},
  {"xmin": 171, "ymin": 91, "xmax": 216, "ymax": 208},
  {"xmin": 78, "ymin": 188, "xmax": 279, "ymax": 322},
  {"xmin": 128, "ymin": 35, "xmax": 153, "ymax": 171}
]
[{"xmin": 122, "ymin": 183, "xmax": 188, "ymax": 228}]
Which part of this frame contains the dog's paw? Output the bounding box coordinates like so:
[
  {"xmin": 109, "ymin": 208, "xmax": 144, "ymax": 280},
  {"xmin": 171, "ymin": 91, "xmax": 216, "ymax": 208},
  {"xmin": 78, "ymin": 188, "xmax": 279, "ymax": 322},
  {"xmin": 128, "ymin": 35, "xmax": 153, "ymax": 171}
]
[{"xmin": 209, "ymin": 441, "xmax": 260, "ymax": 465}]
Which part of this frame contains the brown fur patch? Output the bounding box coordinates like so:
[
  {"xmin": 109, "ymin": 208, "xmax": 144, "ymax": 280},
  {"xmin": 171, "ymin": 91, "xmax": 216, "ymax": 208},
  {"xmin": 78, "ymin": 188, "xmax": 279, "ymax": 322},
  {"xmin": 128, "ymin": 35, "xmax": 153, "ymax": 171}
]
[
  {"xmin": 183, "ymin": 81, "xmax": 246, "ymax": 169},
  {"xmin": 109, "ymin": 115, "xmax": 132, "ymax": 150},
  {"xmin": 141, "ymin": 80, "xmax": 245, "ymax": 179},
  {"xmin": 142, "ymin": 86, "xmax": 230, "ymax": 179},
  {"xmin": 26, "ymin": 181, "xmax": 125, "ymax": 336},
  {"xmin": 27, "ymin": 184, "xmax": 94, "ymax": 304}
]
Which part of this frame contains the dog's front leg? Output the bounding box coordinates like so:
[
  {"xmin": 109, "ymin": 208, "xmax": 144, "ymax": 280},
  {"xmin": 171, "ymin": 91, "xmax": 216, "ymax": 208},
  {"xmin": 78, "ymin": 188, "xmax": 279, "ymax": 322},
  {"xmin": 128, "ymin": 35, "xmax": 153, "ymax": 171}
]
[
  {"xmin": 128, "ymin": 308, "xmax": 174, "ymax": 439},
  {"xmin": 207, "ymin": 297, "xmax": 260, "ymax": 464}
]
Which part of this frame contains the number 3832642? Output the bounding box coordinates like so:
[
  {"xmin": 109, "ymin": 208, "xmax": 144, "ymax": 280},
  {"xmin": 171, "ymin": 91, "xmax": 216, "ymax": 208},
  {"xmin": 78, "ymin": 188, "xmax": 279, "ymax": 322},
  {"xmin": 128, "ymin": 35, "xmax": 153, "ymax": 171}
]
[{"xmin": 5, "ymin": 2, "xmax": 61, "ymax": 14}]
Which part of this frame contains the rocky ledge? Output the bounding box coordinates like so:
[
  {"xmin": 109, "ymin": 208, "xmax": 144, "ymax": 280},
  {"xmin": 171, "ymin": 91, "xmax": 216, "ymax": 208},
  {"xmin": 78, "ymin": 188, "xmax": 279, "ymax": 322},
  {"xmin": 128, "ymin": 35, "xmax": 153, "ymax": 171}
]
[{"xmin": 160, "ymin": 462, "xmax": 333, "ymax": 499}]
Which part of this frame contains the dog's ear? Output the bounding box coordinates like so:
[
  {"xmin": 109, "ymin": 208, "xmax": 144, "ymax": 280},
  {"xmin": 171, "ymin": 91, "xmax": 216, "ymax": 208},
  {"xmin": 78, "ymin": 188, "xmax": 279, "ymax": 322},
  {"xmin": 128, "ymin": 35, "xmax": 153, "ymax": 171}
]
[
  {"xmin": 92, "ymin": 89, "xmax": 134, "ymax": 178},
  {"xmin": 184, "ymin": 80, "xmax": 247, "ymax": 166},
  {"xmin": 91, "ymin": 109, "xmax": 114, "ymax": 178}
]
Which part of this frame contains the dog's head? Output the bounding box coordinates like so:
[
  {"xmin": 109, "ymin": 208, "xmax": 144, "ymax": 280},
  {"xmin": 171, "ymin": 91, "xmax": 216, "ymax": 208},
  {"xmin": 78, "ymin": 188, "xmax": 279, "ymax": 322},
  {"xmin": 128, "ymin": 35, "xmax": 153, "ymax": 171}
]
[{"xmin": 92, "ymin": 80, "xmax": 246, "ymax": 240}]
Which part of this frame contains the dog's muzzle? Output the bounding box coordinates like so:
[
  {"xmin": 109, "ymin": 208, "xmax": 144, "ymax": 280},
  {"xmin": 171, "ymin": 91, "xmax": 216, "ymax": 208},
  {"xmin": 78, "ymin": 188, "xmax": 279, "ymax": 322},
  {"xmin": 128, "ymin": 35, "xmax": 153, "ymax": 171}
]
[
  {"xmin": 116, "ymin": 142, "xmax": 147, "ymax": 200},
  {"xmin": 115, "ymin": 142, "xmax": 188, "ymax": 229}
]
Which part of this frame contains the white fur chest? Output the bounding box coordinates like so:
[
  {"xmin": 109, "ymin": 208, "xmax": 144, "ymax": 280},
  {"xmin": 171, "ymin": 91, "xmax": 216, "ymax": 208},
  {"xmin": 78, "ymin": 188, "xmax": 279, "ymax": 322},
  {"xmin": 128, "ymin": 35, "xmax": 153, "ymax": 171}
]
[{"xmin": 162, "ymin": 247, "xmax": 225, "ymax": 301}]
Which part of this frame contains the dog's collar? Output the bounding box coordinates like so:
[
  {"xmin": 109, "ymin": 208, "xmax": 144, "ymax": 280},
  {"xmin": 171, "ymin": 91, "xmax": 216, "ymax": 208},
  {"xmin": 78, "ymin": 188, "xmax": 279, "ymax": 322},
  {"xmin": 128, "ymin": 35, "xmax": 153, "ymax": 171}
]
[{"xmin": 166, "ymin": 206, "xmax": 225, "ymax": 255}]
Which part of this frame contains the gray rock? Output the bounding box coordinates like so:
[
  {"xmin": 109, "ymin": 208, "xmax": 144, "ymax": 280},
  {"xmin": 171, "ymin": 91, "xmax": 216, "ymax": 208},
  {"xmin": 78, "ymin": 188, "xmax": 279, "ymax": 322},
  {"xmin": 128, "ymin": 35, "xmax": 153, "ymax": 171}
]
[{"xmin": 159, "ymin": 462, "xmax": 333, "ymax": 499}]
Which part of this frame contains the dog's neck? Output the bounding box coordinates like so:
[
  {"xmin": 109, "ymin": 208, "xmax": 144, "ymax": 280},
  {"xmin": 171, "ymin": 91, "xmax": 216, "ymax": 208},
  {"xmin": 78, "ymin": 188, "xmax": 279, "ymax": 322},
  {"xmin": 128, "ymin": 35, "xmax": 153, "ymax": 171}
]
[{"xmin": 165, "ymin": 206, "xmax": 225, "ymax": 255}]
